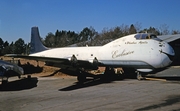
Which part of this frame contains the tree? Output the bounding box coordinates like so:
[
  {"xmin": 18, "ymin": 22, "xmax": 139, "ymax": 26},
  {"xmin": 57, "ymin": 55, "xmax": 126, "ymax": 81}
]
[
  {"xmin": 129, "ymin": 24, "xmax": 137, "ymax": 34},
  {"xmin": 44, "ymin": 32, "xmax": 55, "ymax": 47},
  {"xmin": 3, "ymin": 41, "xmax": 9, "ymax": 48},
  {"xmin": 159, "ymin": 24, "xmax": 169, "ymax": 35},
  {"xmin": 79, "ymin": 27, "xmax": 97, "ymax": 42},
  {"xmin": 0, "ymin": 38, "xmax": 4, "ymax": 55},
  {"xmin": 1, "ymin": 41, "xmax": 10, "ymax": 55},
  {"xmin": 171, "ymin": 30, "xmax": 180, "ymax": 35},
  {"xmin": 14, "ymin": 38, "xmax": 25, "ymax": 54},
  {"xmin": 120, "ymin": 24, "xmax": 129, "ymax": 36},
  {"xmin": 139, "ymin": 27, "xmax": 160, "ymax": 35},
  {"xmin": 134, "ymin": 22, "xmax": 142, "ymax": 33},
  {"xmin": 2, "ymin": 46, "xmax": 12, "ymax": 55},
  {"xmin": 113, "ymin": 26, "xmax": 123, "ymax": 38},
  {"xmin": 148, "ymin": 27, "xmax": 160, "ymax": 35}
]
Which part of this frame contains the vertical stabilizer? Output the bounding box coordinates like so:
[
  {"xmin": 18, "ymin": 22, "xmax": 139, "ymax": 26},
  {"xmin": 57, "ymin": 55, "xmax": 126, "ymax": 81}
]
[{"xmin": 30, "ymin": 27, "xmax": 48, "ymax": 54}]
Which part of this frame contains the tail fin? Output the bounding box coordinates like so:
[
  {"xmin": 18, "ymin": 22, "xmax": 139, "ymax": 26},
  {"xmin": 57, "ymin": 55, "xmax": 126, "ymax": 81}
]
[{"xmin": 30, "ymin": 27, "xmax": 48, "ymax": 54}]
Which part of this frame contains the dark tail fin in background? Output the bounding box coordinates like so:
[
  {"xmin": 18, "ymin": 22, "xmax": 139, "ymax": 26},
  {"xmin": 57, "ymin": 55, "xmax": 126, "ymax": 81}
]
[{"xmin": 30, "ymin": 27, "xmax": 48, "ymax": 54}]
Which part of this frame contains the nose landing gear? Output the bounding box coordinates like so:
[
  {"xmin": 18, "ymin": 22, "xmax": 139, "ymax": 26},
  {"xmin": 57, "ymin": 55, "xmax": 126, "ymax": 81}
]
[{"xmin": 136, "ymin": 71, "xmax": 146, "ymax": 80}]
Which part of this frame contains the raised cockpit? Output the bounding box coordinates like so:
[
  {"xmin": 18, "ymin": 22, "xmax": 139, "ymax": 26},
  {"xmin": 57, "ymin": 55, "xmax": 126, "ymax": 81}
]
[{"xmin": 134, "ymin": 33, "xmax": 162, "ymax": 41}]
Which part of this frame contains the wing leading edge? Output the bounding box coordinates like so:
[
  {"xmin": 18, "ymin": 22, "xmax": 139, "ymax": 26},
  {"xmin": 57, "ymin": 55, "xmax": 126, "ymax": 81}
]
[{"xmin": 5, "ymin": 54, "xmax": 100, "ymax": 70}]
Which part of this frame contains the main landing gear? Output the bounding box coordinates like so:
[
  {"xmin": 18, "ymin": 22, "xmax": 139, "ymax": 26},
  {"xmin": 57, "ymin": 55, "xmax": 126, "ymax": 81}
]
[
  {"xmin": 77, "ymin": 69, "xmax": 86, "ymax": 84},
  {"xmin": 76, "ymin": 67, "xmax": 116, "ymax": 83},
  {"xmin": 102, "ymin": 67, "xmax": 117, "ymax": 81}
]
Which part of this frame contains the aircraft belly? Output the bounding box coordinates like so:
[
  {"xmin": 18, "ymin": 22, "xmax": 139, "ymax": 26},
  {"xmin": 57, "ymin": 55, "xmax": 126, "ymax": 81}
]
[{"xmin": 100, "ymin": 60, "xmax": 154, "ymax": 69}]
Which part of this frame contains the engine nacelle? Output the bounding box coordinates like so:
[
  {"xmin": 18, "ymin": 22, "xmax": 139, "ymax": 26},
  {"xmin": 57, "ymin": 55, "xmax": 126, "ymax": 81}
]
[{"xmin": 70, "ymin": 55, "xmax": 78, "ymax": 67}]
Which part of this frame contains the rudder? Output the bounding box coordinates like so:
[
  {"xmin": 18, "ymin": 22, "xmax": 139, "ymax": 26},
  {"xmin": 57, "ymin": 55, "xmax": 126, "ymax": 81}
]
[{"xmin": 30, "ymin": 27, "xmax": 48, "ymax": 54}]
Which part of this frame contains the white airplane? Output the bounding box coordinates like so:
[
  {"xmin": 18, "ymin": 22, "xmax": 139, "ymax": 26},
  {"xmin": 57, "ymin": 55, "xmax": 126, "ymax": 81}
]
[
  {"xmin": 0, "ymin": 60, "xmax": 24, "ymax": 84},
  {"xmin": 7, "ymin": 27, "xmax": 175, "ymax": 82}
]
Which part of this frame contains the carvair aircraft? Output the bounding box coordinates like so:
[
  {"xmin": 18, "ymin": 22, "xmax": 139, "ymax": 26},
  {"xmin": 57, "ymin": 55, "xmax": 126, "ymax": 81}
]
[{"xmin": 6, "ymin": 27, "xmax": 175, "ymax": 82}]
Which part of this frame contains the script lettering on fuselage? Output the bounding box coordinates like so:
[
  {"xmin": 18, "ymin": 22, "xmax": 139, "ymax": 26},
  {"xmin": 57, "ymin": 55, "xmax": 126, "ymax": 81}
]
[
  {"xmin": 112, "ymin": 49, "xmax": 134, "ymax": 58},
  {"xmin": 139, "ymin": 41, "xmax": 148, "ymax": 44},
  {"xmin": 125, "ymin": 41, "xmax": 137, "ymax": 44},
  {"xmin": 125, "ymin": 41, "xmax": 148, "ymax": 45}
]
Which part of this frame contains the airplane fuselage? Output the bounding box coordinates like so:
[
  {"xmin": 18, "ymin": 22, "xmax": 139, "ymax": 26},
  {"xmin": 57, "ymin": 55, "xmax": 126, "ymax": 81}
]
[{"xmin": 30, "ymin": 33, "xmax": 174, "ymax": 73}]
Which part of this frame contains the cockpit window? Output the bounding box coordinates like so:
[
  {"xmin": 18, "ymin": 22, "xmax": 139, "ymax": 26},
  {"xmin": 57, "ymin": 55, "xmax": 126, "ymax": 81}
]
[{"xmin": 134, "ymin": 33, "xmax": 158, "ymax": 40}]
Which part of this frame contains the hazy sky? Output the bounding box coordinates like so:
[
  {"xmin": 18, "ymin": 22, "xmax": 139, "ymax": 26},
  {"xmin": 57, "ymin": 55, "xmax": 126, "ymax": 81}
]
[{"xmin": 0, "ymin": 0, "xmax": 180, "ymax": 43}]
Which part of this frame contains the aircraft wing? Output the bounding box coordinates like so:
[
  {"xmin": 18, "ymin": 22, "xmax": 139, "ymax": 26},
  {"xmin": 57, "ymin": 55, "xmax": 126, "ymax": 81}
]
[
  {"xmin": 5, "ymin": 54, "xmax": 100, "ymax": 70},
  {"xmin": 6, "ymin": 54, "xmax": 69, "ymax": 63},
  {"xmin": 158, "ymin": 34, "xmax": 180, "ymax": 43}
]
